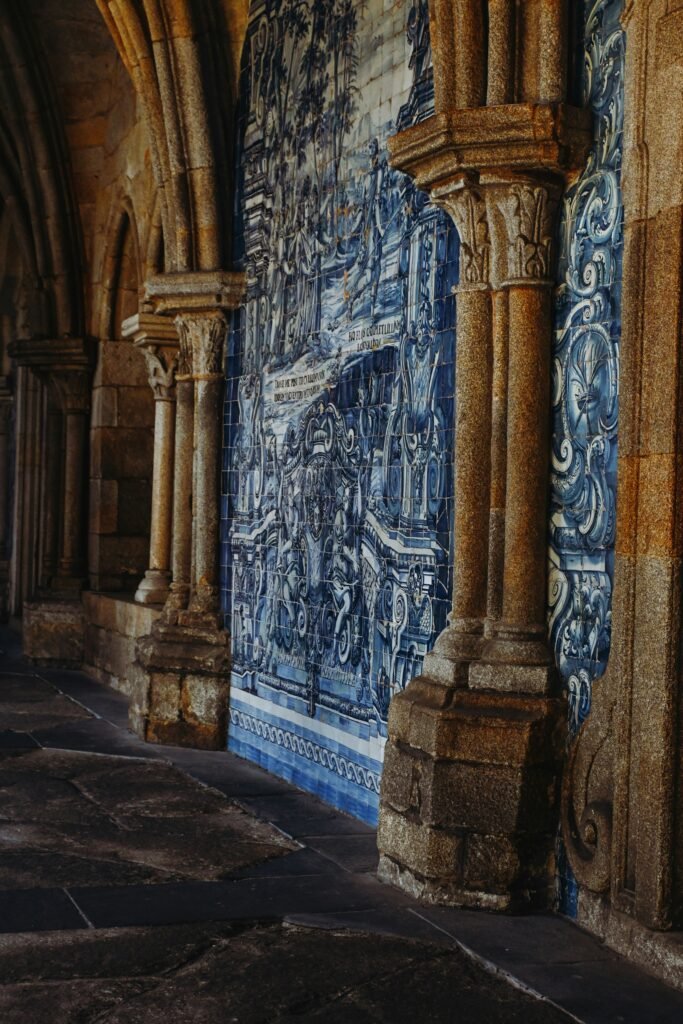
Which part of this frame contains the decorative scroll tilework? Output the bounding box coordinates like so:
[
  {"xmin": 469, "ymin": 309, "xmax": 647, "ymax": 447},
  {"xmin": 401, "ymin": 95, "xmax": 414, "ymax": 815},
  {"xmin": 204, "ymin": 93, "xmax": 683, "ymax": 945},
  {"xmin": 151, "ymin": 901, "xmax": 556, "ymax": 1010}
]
[
  {"xmin": 222, "ymin": 0, "xmax": 456, "ymax": 823},
  {"xmin": 549, "ymin": 0, "xmax": 625, "ymax": 913}
]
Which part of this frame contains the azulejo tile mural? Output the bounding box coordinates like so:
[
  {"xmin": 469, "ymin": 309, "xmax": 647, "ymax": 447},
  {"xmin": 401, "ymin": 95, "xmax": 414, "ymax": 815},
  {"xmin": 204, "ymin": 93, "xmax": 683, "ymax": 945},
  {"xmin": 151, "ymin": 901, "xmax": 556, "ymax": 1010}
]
[
  {"xmin": 221, "ymin": 0, "xmax": 456, "ymax": 823},
  {"xmin": 548, "ymin": 0, "xmax": 625, "ymax": 912}
]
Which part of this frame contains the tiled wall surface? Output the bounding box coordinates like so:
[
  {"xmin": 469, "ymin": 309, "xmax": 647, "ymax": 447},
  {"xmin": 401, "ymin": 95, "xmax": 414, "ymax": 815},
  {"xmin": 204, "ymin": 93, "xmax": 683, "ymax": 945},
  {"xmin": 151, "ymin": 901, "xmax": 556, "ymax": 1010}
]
[
  {"xmin": 549, "ymin": 0, "xmax": 625, "ymax": 913},
  {"xmin": 221, "ymin": 0, "xmax": 456, "ymax": 823},
  {"xmin": 221, "ymin": 0, "xmax": 625, "ymax": 850}
]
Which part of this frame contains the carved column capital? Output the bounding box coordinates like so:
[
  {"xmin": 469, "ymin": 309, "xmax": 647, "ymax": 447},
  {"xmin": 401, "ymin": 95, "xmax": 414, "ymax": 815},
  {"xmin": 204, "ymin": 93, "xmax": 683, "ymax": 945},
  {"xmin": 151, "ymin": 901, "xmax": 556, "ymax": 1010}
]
[
  {"xmin": 174, "ymin": 311, "xmax": 227, "ymax": 380},
  {"xmin": 141, "ymin": 348, "xmax": 179, "ymax": 400},
  {"xmin": 122, "ymin": 312, "xmax": 180, "ymax": 399},
  {"xmin": 431, "ymin": 177, "xmax": 490, "ymax": 290},
  {"xmin": 484, "ymin": 179, "xmax": 561, "ymax": 289}
]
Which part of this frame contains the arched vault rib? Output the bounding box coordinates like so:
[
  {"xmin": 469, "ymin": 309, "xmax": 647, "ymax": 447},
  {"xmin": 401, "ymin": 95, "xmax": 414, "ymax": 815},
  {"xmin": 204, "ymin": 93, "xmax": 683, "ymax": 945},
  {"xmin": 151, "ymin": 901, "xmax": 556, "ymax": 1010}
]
[
  {"xmin": 96, "ymin": 0, "xmax": 248, "ymax": 274},
  {"xmin": 0, "ymin": 0, "xmax": 84, "ymax": 340}
]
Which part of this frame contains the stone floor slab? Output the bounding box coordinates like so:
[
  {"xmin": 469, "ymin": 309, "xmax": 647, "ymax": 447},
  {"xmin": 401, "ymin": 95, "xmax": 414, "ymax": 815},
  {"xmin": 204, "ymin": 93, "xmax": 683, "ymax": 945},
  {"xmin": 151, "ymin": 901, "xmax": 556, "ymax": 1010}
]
[
  {"xmin": 0, "ymin": 731, "xmax": 39, "ymax": 751},
  {"xmin": 0, "ymin": 628, "xmax": 682, "ymax": 1024},
  {"xmin": 0, "ymin": 923, "xmax": 572, "ymax": 1024},
  {"xmin": 236, "ymin": 793, "xmax": 375, "ymax": 838},
  {"xmin": 68, "ymin": 874, "xmax": 381, "ymax": 929},
  {"xmin": 304, "ymin": 833, "xmax": 380, "ymax": 874},
  {"xmin": 0, "ymin": 748, "xmax": 294, "ymax": 892},
  {"xmin": 0, "ymin": 888, "xmax": 87, "ymax": 933}
]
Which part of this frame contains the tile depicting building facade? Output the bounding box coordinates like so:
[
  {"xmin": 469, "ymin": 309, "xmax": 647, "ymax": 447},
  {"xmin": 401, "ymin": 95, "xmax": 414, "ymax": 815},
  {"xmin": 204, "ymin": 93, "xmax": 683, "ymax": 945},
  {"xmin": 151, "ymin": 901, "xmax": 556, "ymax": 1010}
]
[{"xmin": 221, "ymin": 0, "xmax": 457, "ymax": 823}]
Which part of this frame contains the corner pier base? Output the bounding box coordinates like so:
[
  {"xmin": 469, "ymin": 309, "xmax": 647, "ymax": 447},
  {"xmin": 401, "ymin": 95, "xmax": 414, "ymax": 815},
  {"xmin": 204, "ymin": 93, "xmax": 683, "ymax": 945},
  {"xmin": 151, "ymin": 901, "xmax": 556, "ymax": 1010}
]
[
  {"xmin": 377, "ymin": 667, "xmax": 565, "ymax": 911},
  {"xmin": 134, "ymin": 614, "xmax": 231, "ymax": 750}
]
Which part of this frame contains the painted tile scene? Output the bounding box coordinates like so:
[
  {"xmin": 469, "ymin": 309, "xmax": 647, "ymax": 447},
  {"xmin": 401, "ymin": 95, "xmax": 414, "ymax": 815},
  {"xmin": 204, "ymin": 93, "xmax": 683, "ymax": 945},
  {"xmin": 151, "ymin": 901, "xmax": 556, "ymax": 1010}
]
[
  {"xmin": 221, "ymin": 0, "xmax": 457, "ymax": 823},
  {"xmin": 4, "ymin": 0, "xmax": 683, "ymax": 1013}
]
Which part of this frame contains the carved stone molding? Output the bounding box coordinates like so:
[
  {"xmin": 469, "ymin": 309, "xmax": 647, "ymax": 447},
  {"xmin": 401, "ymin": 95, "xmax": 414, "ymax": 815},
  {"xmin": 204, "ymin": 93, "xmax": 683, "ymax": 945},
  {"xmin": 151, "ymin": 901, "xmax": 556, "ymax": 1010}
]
[
  {"xmin": 431, "ymin": 177, "xmax": 490, "ymax": 289},
  {"xmin": 139, "ymin": 348, "xmax": 178, "ymax": 401},
  {"xmin": 485, "ymin": 181, "xmax": 560, "ymax": 288},
  {"xmin": 144, "ymin": 270, "xmax": 246, "ymax": 316},
  {"xmin": 121, "ymin": 312, "xmax": 180, "ymax": 398},
  {"xmin": 174, "ymin": 312, "xmax": 227, "ymax": 380},
  {"xmin": 8, "ymin": 336, "xmax": 90, "ymax": 374},
  {"xmin": 388, "ymin": 104, "xmax": 591, "ymax": 193}
]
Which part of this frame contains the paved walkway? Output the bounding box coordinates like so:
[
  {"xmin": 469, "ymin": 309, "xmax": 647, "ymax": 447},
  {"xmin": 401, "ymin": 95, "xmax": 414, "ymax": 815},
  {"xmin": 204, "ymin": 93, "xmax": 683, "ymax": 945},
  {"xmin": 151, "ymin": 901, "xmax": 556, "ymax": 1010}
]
[{"xmin": 1, "ymin": 627, "xmax": 682, "ymax": 1023}]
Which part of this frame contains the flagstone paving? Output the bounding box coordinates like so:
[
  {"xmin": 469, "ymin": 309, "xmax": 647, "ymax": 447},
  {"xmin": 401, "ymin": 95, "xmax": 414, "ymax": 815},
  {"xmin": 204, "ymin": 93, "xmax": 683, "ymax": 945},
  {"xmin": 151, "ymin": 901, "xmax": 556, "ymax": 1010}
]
[{"xmin": 1, "ymin": 628, "xmax": 682, "ymax": 1024}]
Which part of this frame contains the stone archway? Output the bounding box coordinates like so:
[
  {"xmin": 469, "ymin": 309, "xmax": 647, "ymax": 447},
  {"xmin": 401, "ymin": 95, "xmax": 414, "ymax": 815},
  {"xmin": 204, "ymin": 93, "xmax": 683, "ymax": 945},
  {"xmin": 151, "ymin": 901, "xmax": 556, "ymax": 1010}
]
[{"xmin": 89, "ymin": 203, "xmax": 154, "ymax": 595}]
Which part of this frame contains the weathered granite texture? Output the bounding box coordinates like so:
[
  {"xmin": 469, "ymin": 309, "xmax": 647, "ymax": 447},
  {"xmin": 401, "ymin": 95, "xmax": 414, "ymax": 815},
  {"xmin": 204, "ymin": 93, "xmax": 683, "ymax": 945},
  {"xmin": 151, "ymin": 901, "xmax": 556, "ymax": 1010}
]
[
  {"xmin": 0, "ymin": 924, "xmax": 572, "ymax": 1024},
  {"xmin": 22, "ymin": 600, "xmax": 86, "ymax": 669},
  {"xmin": 83, "ymin": 593, "xmax": 161, "ymax": 696}
]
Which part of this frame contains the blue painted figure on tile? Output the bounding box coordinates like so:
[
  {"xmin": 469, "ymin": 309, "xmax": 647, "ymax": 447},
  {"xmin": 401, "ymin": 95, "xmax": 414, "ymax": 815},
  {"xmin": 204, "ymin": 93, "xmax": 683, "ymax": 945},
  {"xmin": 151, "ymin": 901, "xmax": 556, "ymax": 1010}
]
[
  {"xmin": 222, "ymin": 0, "xmax": 456, "ymax": 823},
  {"xmin": 548, "ymin": 0, "xmax": 624, "ymax": 913}
]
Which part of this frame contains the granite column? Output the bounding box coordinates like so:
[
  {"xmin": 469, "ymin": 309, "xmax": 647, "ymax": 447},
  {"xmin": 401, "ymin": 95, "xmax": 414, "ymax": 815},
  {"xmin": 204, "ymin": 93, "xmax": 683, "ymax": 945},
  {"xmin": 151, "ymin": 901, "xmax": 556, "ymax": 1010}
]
[
  {"xmin": 134, "ymin": 271, "xmax": 244, "ymax": 749},
  {"xmin": 122, "ymin": 314, "xmax": 179, "ymax": 606},
  {"xmin": 378, "ymin": 104, "xmax": 590, "ymax": 910}
]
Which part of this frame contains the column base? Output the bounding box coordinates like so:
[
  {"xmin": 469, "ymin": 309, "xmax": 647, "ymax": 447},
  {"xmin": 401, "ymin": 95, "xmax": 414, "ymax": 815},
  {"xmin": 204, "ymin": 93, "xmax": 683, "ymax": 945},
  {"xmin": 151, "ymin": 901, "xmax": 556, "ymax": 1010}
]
[
  {"xmin": 134, "ymin": 569, "xmax": 171, "ymax": 606},
  {"xmin": 134, "ymin": 616, "xmax": 231, "ymax": 750},
  {"xmin": 377, "ymin": 670, "xmax": 566, "ymax": 911},
  {"xmin": 422, "ymin": 624, "xmax": 485, "ymax": 685},
  {"xmin": 23, "ymin": 597, "xmax": 85, "ymax": 668}
]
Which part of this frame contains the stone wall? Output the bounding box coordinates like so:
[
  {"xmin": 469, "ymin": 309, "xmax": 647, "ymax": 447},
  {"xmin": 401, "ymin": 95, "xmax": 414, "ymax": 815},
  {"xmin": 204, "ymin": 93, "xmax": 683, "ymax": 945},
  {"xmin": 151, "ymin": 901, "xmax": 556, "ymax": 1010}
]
[{"xmin": 83, "ymin": 592, "xmax": 161, "ymax": 695}]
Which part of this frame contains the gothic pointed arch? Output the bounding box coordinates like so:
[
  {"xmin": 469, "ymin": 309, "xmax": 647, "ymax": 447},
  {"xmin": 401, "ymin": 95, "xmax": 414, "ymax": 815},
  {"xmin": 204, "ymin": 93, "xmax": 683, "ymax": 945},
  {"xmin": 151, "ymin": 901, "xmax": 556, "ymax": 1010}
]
[
  {"xmin": 95, "ymin": 0, "xmax": 248, "ymax": 273},
  {"xmin": 0, "ymin": 0, "xmax": 85, "ymax": 342}
]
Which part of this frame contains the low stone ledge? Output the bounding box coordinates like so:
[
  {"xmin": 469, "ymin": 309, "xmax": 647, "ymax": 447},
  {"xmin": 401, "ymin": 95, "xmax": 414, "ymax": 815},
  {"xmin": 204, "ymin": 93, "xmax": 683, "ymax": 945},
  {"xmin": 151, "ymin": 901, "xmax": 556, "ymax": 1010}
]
[
  {"xmin": 83, "ymin": 593, "xmax": 162, "ymax": 696},
  {"xmin": 133, "ymin": 621, "xmax": 231, "ymax": 750},
  {"xmin": 23, "ymin": 599, "xmax": 86, "ymax": 668}
]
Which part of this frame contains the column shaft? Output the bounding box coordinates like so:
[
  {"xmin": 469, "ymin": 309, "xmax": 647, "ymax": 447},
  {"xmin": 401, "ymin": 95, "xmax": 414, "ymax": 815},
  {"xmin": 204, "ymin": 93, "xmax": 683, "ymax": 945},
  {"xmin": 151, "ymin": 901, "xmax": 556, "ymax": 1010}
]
[
  {"xmin": 487, "ymin": 0, "xmax": 516, "ymax": 104},
  {"xmin": 150, "ymin": 396, "xmax": 175, "ymax": 571},
  {"xmin": 486, "ymin": 288, "xmax": 509, "ymax": 626},
  {"xmin": 58, "ymin": 409, "xmax": 87, "ymax": 579},
  {"xmin": 190, "ymin": 374, "xmax": 222, "ymax": 613},
  {"xmin": 40, "ymin": 404, "xmax": 62, "ymax": 588},
  {"xmin": 500, "ymin": 284, "xmax": 552, "ymax": 637},
  {"xmin": 135, "ymin": 392, "xmax": 176, "ymax": 604},
  {"xmin": 0, "ymin": 401, "xmax": 10, "ymax": 560},
  {"xmin": 168, "ymin": 376, "xmax": 194, "ymax": 610},
  {"xmin": 451, "ymin": 286, "xmax": 492, "ymax": 632}
]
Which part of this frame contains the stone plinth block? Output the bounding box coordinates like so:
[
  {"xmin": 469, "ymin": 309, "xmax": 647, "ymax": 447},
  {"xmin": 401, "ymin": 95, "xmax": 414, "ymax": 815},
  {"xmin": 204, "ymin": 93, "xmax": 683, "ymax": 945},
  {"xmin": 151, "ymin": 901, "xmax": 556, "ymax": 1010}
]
[
  {"xmin": 134, "ymin": 620, "xmax": 231, "ymax": 750},
  {"xmin": 377, "ymin": 674, "xmax": 566, "ymax": 911},
  {"xmin": 83, "ymin": 593, "xmax": 162, "ymax": 696},
  {"xmin": 23, "ymin": 599, "xmax": 86, "ymax": 668}
]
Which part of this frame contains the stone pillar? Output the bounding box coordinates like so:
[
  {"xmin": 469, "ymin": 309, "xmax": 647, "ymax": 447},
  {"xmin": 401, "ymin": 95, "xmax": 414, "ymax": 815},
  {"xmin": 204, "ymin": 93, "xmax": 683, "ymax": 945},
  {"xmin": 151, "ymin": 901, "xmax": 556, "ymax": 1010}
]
[
  {"xmin": 378, "ymin": 105, "xmax": 590, "ymax": 910},
  {"xmin": 21, "ymin": 357, "xmax": 90, "ymax": 667},
  {"xmin": 469, "ymin": 180, "xmax": 560, "ymax": 691},
  {"xmin": 122, "ymin": 314, "xmax": 179, "ymax": 606},
  {"xmin": 134, "ymin": 271, "xmax": 244, "ymax": 749},
  {"xmin": 0, "ymin": 381, "xmax": 12, "ymax": 621},
  {"xmin": 51, "ymin": 370, "xmax": 90, "ymax": 592},
  {"xmin": 167, "ymin": 350, "xmax": 193, "ymax": 612},
  {"xmin": 426, "ymin": 179, "xmax": 492, "ymax": 678},
  {"xmin": 175, "ymin": 311, "xmax": 226, "ymax": 620},
  {"xmin": 40, "ymin": 401, "xmax": 63, "ymax": 591}
]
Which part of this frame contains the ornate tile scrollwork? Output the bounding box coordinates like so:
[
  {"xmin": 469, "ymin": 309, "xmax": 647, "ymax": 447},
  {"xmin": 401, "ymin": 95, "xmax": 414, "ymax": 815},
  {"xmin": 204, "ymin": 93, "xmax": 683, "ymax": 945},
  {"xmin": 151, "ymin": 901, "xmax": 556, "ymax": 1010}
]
[
  {"xmin": 222, "ymin": 0, "xmax": 455, "ymax": 823},
  {"xmin": 548, "ymin": 0, "xmax": 625, "ymax": 912}
]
